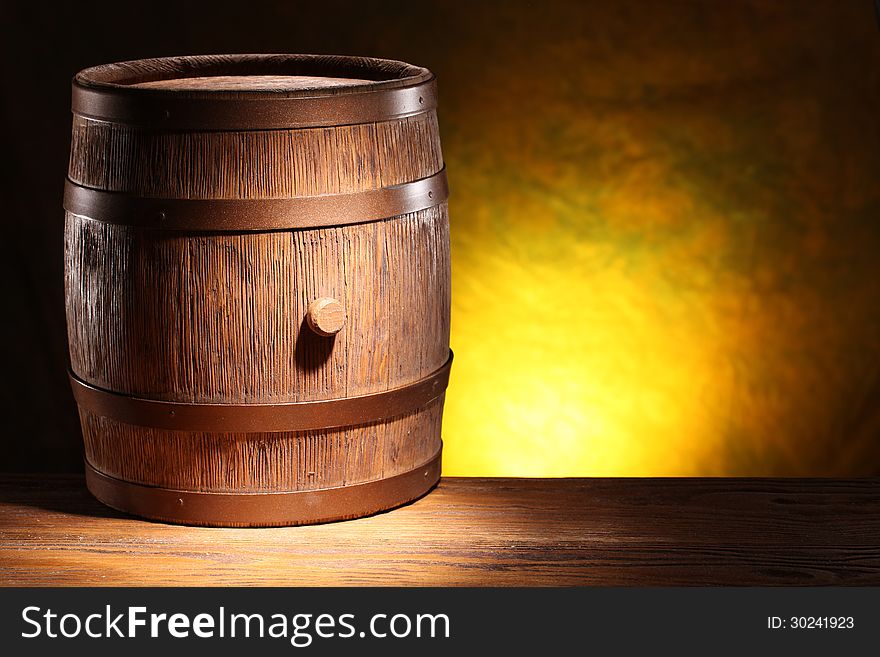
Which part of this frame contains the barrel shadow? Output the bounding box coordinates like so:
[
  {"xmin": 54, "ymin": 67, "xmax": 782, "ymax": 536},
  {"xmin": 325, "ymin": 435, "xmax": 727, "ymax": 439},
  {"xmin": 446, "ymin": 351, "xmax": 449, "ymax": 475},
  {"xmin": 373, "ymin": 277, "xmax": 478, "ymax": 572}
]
[
  {"xmin": 295, "ymin": 317, "xmax": 337, "ymax": 371},
  {"xmin": 0, "ymin": 475, "xmax": 124, "ymax": 520}
]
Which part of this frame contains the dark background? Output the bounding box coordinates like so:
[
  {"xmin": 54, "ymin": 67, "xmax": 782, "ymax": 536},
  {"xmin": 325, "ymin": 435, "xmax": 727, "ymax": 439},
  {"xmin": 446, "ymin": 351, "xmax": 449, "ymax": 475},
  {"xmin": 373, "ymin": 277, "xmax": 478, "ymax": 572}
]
[{"xmin": 2, "ymin": 1, "xmax": 879, "ymax": 475}]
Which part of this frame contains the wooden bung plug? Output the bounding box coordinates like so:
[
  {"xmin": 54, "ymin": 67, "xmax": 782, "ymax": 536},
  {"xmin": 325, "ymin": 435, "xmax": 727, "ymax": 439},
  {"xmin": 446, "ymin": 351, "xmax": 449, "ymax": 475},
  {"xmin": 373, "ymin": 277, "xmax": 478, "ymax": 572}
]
[{"xmin": 306, "ymin": 297, "xmax": 346, "ymax": 337}]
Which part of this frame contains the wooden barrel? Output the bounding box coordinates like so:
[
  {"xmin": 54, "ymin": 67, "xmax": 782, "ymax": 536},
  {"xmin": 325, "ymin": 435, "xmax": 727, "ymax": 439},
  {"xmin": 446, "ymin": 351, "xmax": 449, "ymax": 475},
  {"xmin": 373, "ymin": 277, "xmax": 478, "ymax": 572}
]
[{"xmin": 63, "ymin": 54, "xmax": 451, "ymax": 527}]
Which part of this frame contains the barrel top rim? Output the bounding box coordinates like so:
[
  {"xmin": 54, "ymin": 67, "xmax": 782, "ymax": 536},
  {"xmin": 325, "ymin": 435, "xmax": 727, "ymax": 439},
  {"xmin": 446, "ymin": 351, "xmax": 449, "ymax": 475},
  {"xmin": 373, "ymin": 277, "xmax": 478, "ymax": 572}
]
[{"xmin": 73, "ymin": 53, "xmax": 435, "ymax": 99}]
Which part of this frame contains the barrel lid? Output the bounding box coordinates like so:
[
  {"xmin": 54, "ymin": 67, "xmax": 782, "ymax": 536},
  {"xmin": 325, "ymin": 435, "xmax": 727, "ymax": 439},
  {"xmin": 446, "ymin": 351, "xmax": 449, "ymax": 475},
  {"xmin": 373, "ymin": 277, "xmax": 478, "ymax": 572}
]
[{"xmin": 72, "ymin": 54, "xmax": 437, "ymax": 130}]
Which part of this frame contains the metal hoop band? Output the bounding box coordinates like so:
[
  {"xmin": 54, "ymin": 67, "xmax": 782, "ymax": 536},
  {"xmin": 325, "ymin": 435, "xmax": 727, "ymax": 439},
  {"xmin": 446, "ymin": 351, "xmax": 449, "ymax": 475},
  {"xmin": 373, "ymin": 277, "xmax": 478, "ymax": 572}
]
[
  {"xmin": 85, "ymin": 448, "xmax": 442, "ymax": 527},
  {"xmin": 63, "ymin": 167, "xmax": 447, "ymax": 232},
  {"xmin": 70, "ymin": 352, "xmax": 452, "ymax": 433},
  {"xmin": 72, "ymin": 76, "xmax": 437, "ymax": 130}
]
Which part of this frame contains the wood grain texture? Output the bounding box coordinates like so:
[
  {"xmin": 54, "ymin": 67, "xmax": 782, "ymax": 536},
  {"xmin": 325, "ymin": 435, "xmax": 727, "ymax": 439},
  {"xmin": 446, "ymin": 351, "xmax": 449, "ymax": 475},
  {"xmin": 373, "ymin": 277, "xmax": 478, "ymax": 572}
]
[
  {"xmin": 78, "ymin": 399, "xmax": 444, "ymax": 492},
  {"xmin": 68, "ymin": 112, "xmax": 442, "ymax": 197},
  {"xmin": 64, "ymin": 205, "xmax": 450, "ymax": 492},
  {"xmin": 132, "ymin": 75, "xmax": 374, "ymax": 91},
  {"xmin": 1, "ymin": 476, "xmax": 878, "ymax": 586},
  {"xmin": 64, "ymin": 56, "xmax": 450, "ymax": 504},
  {"xmin": 65, "ymin": 206, "xmax": 450, "ymax": 401}
]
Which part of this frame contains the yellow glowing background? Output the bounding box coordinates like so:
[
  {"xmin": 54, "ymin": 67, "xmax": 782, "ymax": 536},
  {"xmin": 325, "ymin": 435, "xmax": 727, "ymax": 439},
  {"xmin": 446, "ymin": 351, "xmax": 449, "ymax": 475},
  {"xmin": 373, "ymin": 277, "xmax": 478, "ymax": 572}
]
[
  {"xmin": 4, "ymin": 0, "xmax": 878, "ymax": 476},
  {"xmin": 434, "ymin": 1, "xmax": 880, "ymax": 476}
]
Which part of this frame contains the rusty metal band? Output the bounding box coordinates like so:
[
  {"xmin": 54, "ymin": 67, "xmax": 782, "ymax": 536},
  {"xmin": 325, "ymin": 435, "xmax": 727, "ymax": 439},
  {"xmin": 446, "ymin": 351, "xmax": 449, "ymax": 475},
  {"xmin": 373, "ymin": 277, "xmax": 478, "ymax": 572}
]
[
  {"xmin": 63, "ymin": 168, "xmax": 447, "ymax": 232},
  {"xmin": 85, "ymin": 448, "xmax": 442, "ymax": 526},
  {"xmin": 72, "ymin": 77, "xmax": 437, "ymax": 130},
  {"xmin": 70, "ymin": 351, "xmax": 452, "ymax": 433}
]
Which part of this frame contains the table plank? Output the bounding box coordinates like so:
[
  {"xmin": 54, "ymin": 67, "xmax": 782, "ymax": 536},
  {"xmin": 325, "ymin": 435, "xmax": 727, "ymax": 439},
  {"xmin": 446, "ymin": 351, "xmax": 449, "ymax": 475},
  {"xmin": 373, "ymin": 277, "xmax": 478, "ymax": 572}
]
[{"xmin": 1, "ymin": 476, "xmax": 878, "ymax": 586}]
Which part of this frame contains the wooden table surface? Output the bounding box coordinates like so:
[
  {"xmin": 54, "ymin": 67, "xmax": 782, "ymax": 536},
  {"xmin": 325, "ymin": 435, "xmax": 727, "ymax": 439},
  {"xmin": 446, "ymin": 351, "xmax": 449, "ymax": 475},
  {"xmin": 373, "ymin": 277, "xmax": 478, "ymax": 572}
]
[{"xmin": 1, "ymin": 476, "xmax": 878, "ymax": 586}]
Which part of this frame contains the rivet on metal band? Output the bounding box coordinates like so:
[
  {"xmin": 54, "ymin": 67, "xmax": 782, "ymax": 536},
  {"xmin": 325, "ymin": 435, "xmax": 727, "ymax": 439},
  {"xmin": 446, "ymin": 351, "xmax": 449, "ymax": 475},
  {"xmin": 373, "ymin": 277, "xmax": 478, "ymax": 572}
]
[
  {"xmin": 72, "ymin": 77, "xmax": 437, "ymax": 130},
  {"xmin": 63, "ymin": 167, "xmax": 448, "ymax": 232},
  {"xmin": 85, "ymin": 447, "xmax": 442, "ymax": 527},
  {"xmin": 70, "ymin": 351, "xmax": 453, "ymax": 433}
]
